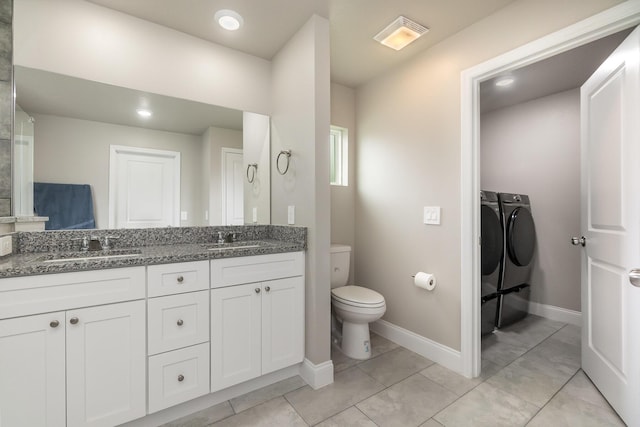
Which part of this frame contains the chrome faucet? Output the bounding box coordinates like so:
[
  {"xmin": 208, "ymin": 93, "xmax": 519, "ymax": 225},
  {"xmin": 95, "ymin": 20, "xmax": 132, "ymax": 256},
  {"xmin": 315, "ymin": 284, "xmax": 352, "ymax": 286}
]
[{"xmin": 216, "ymin": 231, "xmax": 225, "ymax": 244}]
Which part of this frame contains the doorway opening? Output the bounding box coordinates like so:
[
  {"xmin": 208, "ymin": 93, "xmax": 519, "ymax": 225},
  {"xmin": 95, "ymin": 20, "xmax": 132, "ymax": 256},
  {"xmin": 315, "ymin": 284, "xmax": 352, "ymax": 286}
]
[{"xmin": 460, "ymin": 3, "xmax": 640, "ymax": 379}]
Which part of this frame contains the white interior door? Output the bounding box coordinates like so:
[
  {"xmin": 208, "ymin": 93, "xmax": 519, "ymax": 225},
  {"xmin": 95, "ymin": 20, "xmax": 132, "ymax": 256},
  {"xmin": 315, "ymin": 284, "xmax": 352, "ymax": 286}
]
[
  {"xmin": 109, "ymin": 145, "xmax": 180, "ymax": 228},
  {"xmin": 580, "ymin": 26, "xmax": 640, "ymax": 426},
  {"xmin": 221, "ymin": 148, "xmax": 244, "ymax": 225}
]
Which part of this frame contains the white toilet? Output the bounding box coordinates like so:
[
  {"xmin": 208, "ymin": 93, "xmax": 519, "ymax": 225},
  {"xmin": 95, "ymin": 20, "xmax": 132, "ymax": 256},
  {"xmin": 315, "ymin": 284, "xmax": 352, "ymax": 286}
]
[{"xmin": 330, "ymin": 244, "xmax": 386, "ymax": 360}]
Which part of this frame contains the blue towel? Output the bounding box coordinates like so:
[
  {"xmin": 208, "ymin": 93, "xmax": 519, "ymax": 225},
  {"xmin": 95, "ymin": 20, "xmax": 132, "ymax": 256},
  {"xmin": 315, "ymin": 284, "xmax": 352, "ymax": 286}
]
[{"xmin": 34, "ymin": 183, "xmax": 96, "ymax": 230}]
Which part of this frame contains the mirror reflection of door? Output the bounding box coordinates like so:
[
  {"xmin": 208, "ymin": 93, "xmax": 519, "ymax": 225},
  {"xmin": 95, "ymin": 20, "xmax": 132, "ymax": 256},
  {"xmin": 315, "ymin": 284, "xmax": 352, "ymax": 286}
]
[
  {"xmin": 109, "ymin": 145, "xmax": 181, "ymax": 228},
  {"xmin": 221, "ymin": 148, "xmax": 244, "ymax": 225}
]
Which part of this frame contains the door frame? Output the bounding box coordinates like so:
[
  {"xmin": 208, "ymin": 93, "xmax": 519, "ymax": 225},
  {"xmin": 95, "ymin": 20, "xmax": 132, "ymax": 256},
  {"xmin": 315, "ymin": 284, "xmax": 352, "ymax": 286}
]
[
  {"xmin": 220, "ymin": 147, "xmax": 243, "ymax": 225},
  {"xmin": 460, "ymin": 2, "xmax": 640, "ymax": 378},
  {"xmin": 108, "ymin": 145, "xmax": 181, "ymax": 228}
]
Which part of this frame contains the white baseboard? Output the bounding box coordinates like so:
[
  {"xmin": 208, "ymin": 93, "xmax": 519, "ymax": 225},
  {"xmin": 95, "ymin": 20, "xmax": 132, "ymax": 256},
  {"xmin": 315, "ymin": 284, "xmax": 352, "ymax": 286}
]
[
  {"xmin": 371, "ymin": 319, "xmax": 463, "ymax": 375},
  {"xmin": 528, "ymin": 301, "xmax": 582, "ymax": 326},
  {"xmin": 299, "ymin": 358, "xmax": 334, "ymax": 389}
]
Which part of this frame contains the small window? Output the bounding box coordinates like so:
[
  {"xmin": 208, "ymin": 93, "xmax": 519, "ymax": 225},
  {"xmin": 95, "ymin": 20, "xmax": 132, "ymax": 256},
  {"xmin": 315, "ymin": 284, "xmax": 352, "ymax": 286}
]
[{"xmin": 330, "ymin": 126, "xmax": 348, "ymax": 186}]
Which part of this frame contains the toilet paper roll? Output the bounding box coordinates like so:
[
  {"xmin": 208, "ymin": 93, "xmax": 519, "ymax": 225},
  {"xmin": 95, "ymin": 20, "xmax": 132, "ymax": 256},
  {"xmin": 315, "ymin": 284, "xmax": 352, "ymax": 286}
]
[{"xmin": 414, "ymin": 272, "xmax": 436, "ymax": 291}]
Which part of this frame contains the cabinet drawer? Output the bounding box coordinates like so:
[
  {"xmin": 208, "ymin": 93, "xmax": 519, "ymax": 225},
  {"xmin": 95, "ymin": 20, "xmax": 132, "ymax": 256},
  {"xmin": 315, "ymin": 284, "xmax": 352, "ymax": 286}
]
[
  {"xmin": 148, "ymin": 261, "xmax": 209, "ymax": 297},
  {"xmin": 148, "ymin": 290, "xmax": 209, "ymax": 355},
  {"xmin": 148, "ymin": 343, "xmax": 210, "ymax": 413},
  {"xmin": 211, "ymin": 252, "xmax": 304, "ymax": 288},
  {"xmin": 0, "ymin": 267, "xmax": 146, "ymax": 320}
]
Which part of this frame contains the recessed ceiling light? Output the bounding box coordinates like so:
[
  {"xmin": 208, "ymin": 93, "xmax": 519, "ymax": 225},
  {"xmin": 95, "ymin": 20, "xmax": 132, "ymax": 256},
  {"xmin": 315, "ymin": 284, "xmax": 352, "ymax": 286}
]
[
  {"xmin": 215, "ymin": 9, "xmax": 243, "ymax": 31},
  {"xmin": 374, "ymin": 16, "xmax": 429, "ymax": 51},
  {"xmin": 495, "ymin": 76, "xmax": 515, "ymax": 87},
  {"xmin": 137, "ymin": 109, "xmax": 152, "ymax": 118}
]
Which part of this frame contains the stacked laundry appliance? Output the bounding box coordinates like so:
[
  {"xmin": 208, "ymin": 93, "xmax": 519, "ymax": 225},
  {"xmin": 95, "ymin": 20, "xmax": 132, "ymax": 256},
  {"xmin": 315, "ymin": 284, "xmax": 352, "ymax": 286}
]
[{"xmin": 480, "ymin": 191, "xmax": 536, "ymax": 334}]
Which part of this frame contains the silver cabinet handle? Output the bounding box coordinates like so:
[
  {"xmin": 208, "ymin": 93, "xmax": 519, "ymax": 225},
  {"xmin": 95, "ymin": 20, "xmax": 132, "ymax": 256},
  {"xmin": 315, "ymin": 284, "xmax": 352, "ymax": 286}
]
[
  {"xmin": 50, "ymin": 320, "xmax": 59, "ymax": 328},
  {"xmin": 178, "ymin": 374, "xmax": 184, "ymax": 382},
  {"xmin": 69, "ymin": 317, "xmax": 79, "ymax": 325},
  {"xmin": 255, "ymin": 288, "xmax": 261, "ymax": 294},
  {"xmin": 265, "ymin": 286, "xmax": 271, "ymax": 292},
  {"xmin": 629, "ymin": 269, "xmax": 640, "ymax": 287},
  {"xmin": 177, "ymin": 275, "xmax": 184, "ymax": 283},
  {"xmin": 570, "ymin": 236, "xmax": 586, "ymax": 247},
  {"xmin": 177, "ymin": 319, "xmax": 184, "ymax": 326}
]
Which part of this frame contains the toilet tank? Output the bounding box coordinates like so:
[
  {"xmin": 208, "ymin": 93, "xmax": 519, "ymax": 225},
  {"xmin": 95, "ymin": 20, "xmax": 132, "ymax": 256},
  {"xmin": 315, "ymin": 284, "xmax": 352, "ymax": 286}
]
[{"xmin": 330, "ymin": 244, "xmax": 351, "ymax": 288}]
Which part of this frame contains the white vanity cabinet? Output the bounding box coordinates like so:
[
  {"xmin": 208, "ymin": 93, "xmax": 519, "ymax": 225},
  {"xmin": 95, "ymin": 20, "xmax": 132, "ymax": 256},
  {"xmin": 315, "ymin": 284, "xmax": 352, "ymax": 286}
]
[
  {"xmin": 0, "ymin": 268, "xmax": 146, "ymax": 427},
  {"xmin": 210, "ymin": 252, "xmax": 304, "ymax": 392},
  {"xmin": 146, "ymin": 261, "xmax": 211, "ymax": 413}
]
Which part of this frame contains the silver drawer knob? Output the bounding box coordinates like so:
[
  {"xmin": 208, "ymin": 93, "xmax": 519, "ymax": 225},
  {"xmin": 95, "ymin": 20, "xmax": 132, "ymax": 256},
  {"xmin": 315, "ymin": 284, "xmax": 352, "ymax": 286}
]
[
  {"xmin": 50, "ymin": 320, "xmax": 59, "ymax": 328},
  {"xmin": 265, "ymin": 286, "xmax": 271, "ymax": 292},
  {"xmin": 178, "ymin": 374, "xmax": 184, "ymax": 382},
  {"xmin": 69, "ymin": 317, "xmax": 79, "ymax": 325},
  {"xmin": 255, "ymin": 288, "xmax": 261, "ymax": 293},
  {"xmin": 177, "ymin": 319, "xmax": 184, "ymax": 326},
  {"xmin": 177, "ymin": 275, "xmax": 184, "ymax": 283}
]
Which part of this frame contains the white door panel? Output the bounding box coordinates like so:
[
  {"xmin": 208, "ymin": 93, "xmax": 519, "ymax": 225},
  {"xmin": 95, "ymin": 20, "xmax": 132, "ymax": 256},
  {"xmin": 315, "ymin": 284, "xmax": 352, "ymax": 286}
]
[
  {"xmin": 109, "ymin": 145, "xmax": 180, "ymax": 228},
  {"xmin": 222, "ymin": 148, "xmax": 244, "ymax": 225},
  {"xmin": 581, "ymin": 26, "xmax": 640, "ymax": 426}
]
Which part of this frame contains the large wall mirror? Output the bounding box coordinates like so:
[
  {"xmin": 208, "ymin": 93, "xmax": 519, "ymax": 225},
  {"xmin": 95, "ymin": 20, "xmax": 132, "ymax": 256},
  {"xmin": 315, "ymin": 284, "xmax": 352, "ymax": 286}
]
[{"xmin": 13, "ymin": 66, "xmax": 271, "ymax": 230}]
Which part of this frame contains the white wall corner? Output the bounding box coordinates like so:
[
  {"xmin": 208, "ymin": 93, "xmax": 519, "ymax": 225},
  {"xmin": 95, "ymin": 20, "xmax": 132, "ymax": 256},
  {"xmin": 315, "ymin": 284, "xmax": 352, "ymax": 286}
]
[
  {"xmin": 528, "ymin": 301, "xmax": 582, "ymax": 326},
  {"xmin": 299, "ymin": 358, "xmax": 334, "ymax": 390},
  {"xmin": 371, "ymin": 319, "xmax": 463, "ymax": 375}
]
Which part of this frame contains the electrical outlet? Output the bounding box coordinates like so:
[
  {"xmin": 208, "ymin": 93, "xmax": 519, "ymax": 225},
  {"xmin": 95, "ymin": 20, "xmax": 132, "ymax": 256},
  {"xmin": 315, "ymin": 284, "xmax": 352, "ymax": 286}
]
[
  {"xmin": 180, "ymin": 211, "xmax": 188, "ymax": 221},
  {"xmin": 0, "ymin": 236, "xmax": 12, "ymax": 256},
  {"xmin": 423, "ymin": 206, "xmax": 441, "ymax": 225},
  {"xmin": 253, "ymin": 207, "xmax": 258, "ymax": 223}
]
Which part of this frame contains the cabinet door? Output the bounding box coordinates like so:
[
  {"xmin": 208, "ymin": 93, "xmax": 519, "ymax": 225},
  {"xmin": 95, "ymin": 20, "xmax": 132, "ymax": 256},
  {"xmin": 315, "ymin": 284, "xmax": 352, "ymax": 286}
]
[
  {"xmin": 211, "ymin": 284, "xmax": 261, "ymax": 391},
  {"xmin": 66, "ymin": 301, "xmax": 146, "ymax": 427},
  {"xmin": 262, "ymin": 277, "xmax": 304, "ymax": 374},
  {"xmin": 0, "ymin": 313, "xmax": 66, "ymax": 427}
]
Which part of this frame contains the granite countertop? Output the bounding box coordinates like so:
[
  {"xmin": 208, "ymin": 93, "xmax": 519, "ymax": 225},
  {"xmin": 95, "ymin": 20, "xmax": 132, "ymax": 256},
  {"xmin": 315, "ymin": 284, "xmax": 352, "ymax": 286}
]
[{"xmin": 0, "ymin": 239, "xmax": 305, "ymax": 279}]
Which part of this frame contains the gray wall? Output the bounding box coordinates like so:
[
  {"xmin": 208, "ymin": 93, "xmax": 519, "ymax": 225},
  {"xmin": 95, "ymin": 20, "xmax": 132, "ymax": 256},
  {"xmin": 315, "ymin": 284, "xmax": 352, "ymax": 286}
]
[
  {"xmin": 481, "ymin": 89, "xmax": 581, "ymax": 311},
  {"xmin": 330, "ymin": 82, "xmax": 356, "ymax": 285},
  {"xmin": 33, "ymin": 114, "xmax": 204, "ymax": 229},
  {"xmin": 271, "ymin": 15, "xmax": 331, "ymax": 365},
  {"xmin": 0, "ymin": 0, "xmax": 11, "ymax": 216},
  {"xmin": 355, "ymin": 0, "xmax": 622, "ymax": 351}
]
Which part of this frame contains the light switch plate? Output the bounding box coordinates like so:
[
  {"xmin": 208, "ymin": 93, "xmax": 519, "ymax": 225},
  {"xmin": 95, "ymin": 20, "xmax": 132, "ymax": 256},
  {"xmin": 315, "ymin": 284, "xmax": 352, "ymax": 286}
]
[
  {"xmin": 288, "ymin": 205, "xmax": 295, "ymax": 225},
  {"xmin": 423, "ymin": 206, "xmax": 441, "ymax": 225},
  {"xmin": 253, "ymin": 207, "xmax": 258, "ymax": 223},
  {"xmin": 180, "ymin": 211, "xmax": 188, "ymax": 221}
]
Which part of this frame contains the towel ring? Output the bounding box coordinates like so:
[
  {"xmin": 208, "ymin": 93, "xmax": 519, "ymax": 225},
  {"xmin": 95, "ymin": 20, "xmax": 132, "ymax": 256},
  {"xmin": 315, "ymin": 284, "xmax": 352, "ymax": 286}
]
[
  {"xmin": 276, "ymin": 150, "xmax": 292, "ymax": 175},
  {"xmin": 246, "ymin": 163, "xmax": 258, "ymax": 183}
]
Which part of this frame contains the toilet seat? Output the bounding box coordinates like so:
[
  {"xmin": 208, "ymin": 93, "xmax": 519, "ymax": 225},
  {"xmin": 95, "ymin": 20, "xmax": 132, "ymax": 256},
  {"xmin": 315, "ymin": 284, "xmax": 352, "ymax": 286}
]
[{"xmin": 331, "ymin": 285, "xmax": 385, "ymax": 309}]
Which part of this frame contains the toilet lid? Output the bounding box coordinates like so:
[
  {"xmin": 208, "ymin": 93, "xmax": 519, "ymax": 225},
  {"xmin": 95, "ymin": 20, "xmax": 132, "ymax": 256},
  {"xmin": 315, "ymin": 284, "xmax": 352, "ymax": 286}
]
[{"xmin": 331, "ymin": 286, "xmax": 385, "ymax": 307}]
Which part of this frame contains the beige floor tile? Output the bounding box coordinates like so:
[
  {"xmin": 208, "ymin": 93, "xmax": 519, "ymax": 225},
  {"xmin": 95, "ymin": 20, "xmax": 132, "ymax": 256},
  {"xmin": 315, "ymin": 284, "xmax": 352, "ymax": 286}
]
[
  {"xmin": 549, "ymin": 324, "xmax": 581, "ymax": 346},
  {"xmin": 212, "ymin": 397, "xmax": 307, "ymax": 427},
  {"xmin": 229, "ymin": 375, "xmax": 306, "ymax": 413},
  {"xmin": 357, "ymin": 374, "xmax": 457, "ymax": 427},
  {"xmin": 314, "ymin": 407, "xmax": 377, "ymax": 427},
  {"xmin": 522, "ymin": 336, "xmax": 580, "ymax": 375},
  {"xmin": 331, "ymin": 345, "xmax": 360, "ymax": 373},
  {"xmin": 420, "ymin": 360, "xmax": 501, "ymax": 396},
  {"xmin": 561, "ymin": 370, "xmax": 612, "ymax": 409},
  {"xmin": 495, "ymin": 315, "xmax": 564, "ymax": 349},
  {"xmin": 357, "ymin": 347, "xmax": 434, "ymax": 386},
  {"xmin": 433, "ymin": 382, "xmax": 539, "ymax": 427},
  {"xmin": 370, "ymin": 332, "xmax": 399, "ymax": 357},
  {"xmin": 486, "ymin": 356, "xmax": 571, "ymax": 407},
  {"xmin": 284, "ymin": 366, "xmax": 385, "ymax": 425},
  {"xmin": 481, "ymin": 332, "xmax": 530, "ymax": 367},
  {"xmin": 420, "ymin": 419, "xmax": 444, "ymax": 427},
  {"xmin": 160, "ymin": 401, "xmax": 234, "ymax": 427},
  {"xmin": 527, "ymin": 390, "xmax": 625, "ymax": 427}
]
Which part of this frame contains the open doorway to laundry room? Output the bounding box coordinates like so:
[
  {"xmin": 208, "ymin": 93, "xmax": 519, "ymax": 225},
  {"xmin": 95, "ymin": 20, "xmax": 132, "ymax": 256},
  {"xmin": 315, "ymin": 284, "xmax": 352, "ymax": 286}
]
[{"xmin": 461, "ymin": 4, "xmax": 640, "ymax": 382}]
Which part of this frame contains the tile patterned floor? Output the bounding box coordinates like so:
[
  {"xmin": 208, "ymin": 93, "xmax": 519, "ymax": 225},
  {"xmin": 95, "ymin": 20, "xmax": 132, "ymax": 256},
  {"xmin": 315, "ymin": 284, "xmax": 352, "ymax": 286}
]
[{"xmin": 162, "ymin": 316, "xmax": 625, "ymax": 427}]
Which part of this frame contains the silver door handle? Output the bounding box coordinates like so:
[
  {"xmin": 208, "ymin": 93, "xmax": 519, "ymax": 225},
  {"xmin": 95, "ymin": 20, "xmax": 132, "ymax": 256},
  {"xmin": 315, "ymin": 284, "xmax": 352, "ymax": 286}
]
[
  {"xmin": 629, "ymin": 269, "xmax": 640, "ymax": 287},
  {"xmin": 570, "ymin": 236, "xmax": 586, "ymax": 247}
]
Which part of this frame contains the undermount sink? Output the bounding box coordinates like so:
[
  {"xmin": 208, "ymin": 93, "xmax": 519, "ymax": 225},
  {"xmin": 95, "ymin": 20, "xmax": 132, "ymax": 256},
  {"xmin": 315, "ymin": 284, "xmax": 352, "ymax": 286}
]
[{"xmin": 37, "ymin": 249, "xmax": 143, "ymax": 263}]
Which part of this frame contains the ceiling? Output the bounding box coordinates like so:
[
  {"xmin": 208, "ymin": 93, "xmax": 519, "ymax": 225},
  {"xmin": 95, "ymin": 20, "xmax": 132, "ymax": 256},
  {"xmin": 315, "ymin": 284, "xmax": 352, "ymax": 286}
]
[{"xmin": 87, "ymin": 0, "xmax": 517, "ymax": 88}]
